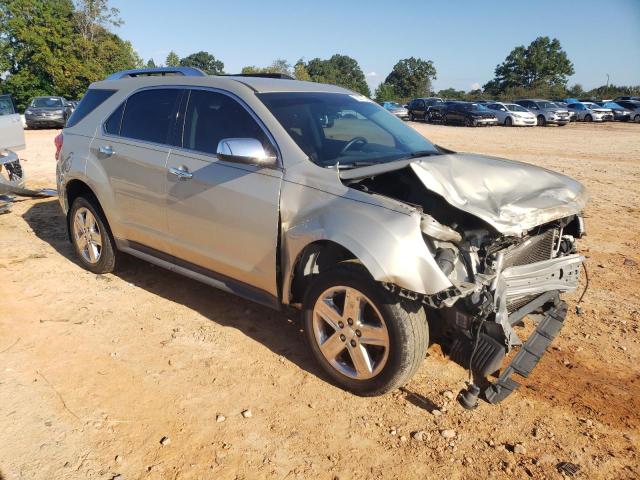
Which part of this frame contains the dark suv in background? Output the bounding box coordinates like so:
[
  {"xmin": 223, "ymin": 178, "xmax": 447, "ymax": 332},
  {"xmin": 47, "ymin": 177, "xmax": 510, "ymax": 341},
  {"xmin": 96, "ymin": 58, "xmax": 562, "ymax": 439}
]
[
  {"xmin": 24, "ymin": 96, "xmax": 73, "ymax": 129},
  {"xmin": 436, "ymin": 101, "xmax": 498, "ymax": 126},
  {"xmin": 407, "ymin": 97, "xmax": 443, "ymax": 121}
]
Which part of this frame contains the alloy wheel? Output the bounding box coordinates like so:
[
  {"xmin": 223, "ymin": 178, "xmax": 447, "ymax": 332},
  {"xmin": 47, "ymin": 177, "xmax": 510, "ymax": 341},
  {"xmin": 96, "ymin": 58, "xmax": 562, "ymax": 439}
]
[
  {"xmin": 312, "ymin": 286, "xmax": 390, "ymax": 380},
  {"xmin": 73, "ymin": 207, "xmax": 103, "ymax": 264}
]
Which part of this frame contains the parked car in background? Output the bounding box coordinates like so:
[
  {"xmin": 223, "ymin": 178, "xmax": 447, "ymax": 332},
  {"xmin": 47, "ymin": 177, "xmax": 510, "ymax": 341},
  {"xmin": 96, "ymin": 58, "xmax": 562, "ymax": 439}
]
[
  {"xmin": 554, "ymin": 101, "xmax": 577, "ymax": 121},
  {"xmin": 515, "ymin": 99, "xmax": 570, "ymax": 126},
  {"xmin": 24, "ymin": 96, "xmax": 73, "ymax": 129},
  {"xmin": 55, "ymin": 67, "xmax": 587, "ymax": 401},
  {"xmin": 567, "ymin": 102, "xmax": 613, "ymax": 122},
  {"xmin": 381, "ymin": 101, "xmax": 409, "ymax": 120},
  {"xmin": 596, "ymin": 101, "xmax": 632, "ymax": 121},
  {"xmin": 407, "ymin": 97, "xmax": 443, "ymax": 121},
  {"xmin": 440, "ymin": 101, "xmax": 498, "ymax": 126},
  {"xmin": 613, "ymin": 96, "xmax": 640, "ymax": 102},
  {"xmin": 485, "ymin": 102, "xmax": 536, "ymax": 126},
  {"xmin": 615, "ymin": 100, "xmax": 640, "ymax": 122},
  {"xmin": 0, "ymin": 94, "xmax": 26, "ymax": 191}
]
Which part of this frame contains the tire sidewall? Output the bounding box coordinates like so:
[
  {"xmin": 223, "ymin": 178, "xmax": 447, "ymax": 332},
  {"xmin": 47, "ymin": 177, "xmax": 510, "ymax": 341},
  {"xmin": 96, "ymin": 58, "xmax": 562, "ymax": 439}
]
[{"xmin": 302, "ymin": 264, "xmax": 425, "ymax": 395}]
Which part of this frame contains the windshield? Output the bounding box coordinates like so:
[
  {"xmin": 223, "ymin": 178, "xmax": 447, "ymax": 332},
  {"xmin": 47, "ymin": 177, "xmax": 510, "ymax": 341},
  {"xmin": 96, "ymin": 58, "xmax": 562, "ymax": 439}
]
[
  {"xmin": 462, "ymin": 103, "xmax": 488, "ymax": 111},
  {"xmin": 31, "ymin": 97, "xmax": 63, "ymax": 108},
  {"xmin": 258, "ymin": 92, "xmax": 439, "ymax": 167},
  {"xmin": 0, "ymin": 96, "xmax": 14, "ymax": 116},
  {"xmin": 538, "ymin": 101, "xmax": 558, "ymax": 109},
  {"xmin": 506, "ymin": 104, "xmax": 528, "ymax": 112}
]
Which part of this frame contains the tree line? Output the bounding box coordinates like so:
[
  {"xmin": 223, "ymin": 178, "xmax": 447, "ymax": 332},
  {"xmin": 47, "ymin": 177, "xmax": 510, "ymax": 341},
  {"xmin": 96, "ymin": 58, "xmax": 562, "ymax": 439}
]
[{"xmin": 2, "ymin": 1, "xmax": 638, "ymax": 112}]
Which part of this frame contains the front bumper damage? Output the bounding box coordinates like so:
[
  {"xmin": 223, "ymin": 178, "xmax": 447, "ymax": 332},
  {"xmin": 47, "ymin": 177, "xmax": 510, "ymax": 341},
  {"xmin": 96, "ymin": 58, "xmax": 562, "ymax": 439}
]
[{"xmin": 385, "ymin": 252, "xmax": 584, "ymax": 404}]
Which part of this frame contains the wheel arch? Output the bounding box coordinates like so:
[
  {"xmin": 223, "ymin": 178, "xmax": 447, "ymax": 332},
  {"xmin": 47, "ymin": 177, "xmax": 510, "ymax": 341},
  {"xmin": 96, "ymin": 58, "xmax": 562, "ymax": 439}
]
[{"xmin": 64, "ymin": 179, "xmax": 114, "ymax": 243}]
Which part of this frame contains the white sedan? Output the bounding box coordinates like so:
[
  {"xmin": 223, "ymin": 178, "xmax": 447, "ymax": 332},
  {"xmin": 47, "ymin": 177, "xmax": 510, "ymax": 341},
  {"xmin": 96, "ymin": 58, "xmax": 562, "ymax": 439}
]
[{"xmin": 485, "ymin": 102, "xmax": 537, "ymax": 126}]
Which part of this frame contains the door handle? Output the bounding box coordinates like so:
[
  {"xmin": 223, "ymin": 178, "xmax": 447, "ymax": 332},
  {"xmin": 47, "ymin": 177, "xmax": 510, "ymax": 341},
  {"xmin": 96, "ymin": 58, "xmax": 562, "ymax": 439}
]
[
  {"xmin": 169, "ymin": 166, "xmax": 193, "ymax": 180},
  {"xmin": 98, "ymin": 145, "xmax": 114, "ymax": 157}
]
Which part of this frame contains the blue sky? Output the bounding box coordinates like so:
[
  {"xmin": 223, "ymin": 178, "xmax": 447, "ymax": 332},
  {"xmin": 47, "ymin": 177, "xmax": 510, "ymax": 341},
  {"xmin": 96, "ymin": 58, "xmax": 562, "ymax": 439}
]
[{"xmin": 110, "ymin": 0, "xmax": 640, "ymax": 92}]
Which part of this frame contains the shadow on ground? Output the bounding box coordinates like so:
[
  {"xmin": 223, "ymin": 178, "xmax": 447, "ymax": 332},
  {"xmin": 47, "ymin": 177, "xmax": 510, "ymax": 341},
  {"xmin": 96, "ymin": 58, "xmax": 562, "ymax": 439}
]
[{"xmin": 23, "ymin": 198, "xmax": 326, "ymax": 384}]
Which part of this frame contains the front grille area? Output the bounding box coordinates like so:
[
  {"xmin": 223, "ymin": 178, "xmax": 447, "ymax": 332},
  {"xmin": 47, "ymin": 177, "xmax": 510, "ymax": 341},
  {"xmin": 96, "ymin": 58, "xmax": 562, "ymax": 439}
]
[
  {"xmin": 502, "ymin": 228, "xmax": 557, "ymax": 268},
  {"xmin": 502, "ymin": 228, "xmax": 558, "ymax": 314}
]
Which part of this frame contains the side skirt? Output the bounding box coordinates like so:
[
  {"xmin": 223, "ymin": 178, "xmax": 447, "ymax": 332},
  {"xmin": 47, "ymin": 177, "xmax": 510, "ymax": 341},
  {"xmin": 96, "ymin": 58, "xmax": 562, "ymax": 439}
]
[{"xmin": 116, "ymin": 239, "xmax": 281, "ymax": 311}]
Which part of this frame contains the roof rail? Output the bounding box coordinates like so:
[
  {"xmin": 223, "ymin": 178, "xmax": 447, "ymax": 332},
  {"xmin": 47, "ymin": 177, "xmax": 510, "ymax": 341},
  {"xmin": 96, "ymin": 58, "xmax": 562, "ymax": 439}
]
[
  {"xmin": 105, "ymin": 67, "xmax": 207, "ymax": 80},
  {"xmin": 228, "ymin": 73, "xmax": 294, "ymax": 80}
]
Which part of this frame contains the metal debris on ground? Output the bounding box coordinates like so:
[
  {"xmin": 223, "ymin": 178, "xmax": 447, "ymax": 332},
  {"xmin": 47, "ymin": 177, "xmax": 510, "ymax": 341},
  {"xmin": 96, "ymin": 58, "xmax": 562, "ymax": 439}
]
[
  {"xmin": 0, "ymin": 150, "xmax": 57, "ymax": 201},
  {"xmin": 557, "ymin": 461, "xmax": 581, "ymax": 476}
]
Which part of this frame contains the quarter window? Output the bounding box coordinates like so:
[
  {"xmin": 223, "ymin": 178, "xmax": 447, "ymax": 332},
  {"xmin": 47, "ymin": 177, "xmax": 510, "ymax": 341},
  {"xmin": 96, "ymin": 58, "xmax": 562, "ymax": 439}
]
[
  {"xmin": 66, "ymin": 89, "xmax": 115, "ymax": 128},
  {"xmin": 120, "ymin": 89, "xmax": 183, "ymax": 144},
  {"xmin": 182, "ymin": 89, "xmax": 270, "ymax": 156},
  {"xmin": 104, "ymin": 102, "xmax": 125, "ymax": 135}
]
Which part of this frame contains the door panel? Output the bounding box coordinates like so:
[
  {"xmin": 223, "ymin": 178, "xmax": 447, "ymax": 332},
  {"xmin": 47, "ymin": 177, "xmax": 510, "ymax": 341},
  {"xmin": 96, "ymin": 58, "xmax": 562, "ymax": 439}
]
[
  {"xmin": 91, "ymin": 136, "xmax": 170, "ymax": 249},
  {"xmin": 166, "ymin": 150, "xmax": 282, "ymax": 297},
  {"xmin": 0, "ymin": 96, "xmax": 25, "ymax": 151}
]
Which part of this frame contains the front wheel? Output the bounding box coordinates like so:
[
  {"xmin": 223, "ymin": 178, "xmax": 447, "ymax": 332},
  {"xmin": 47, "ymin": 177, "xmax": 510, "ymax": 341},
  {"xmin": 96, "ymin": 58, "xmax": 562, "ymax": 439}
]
[
  {"xmin": 303, "ymin": 263, "xmax": 428, "ymax": 396},
  {"xmin": 584, "ymin": 114, "xmax": 593, "ymax": 122},
  {"xmin": 505, "ymin": 116, "xmax": 513, "ymax": 126},
  {"xmin": 537, "ymin": 115, "xmax": 546, "ymax": 126},
  {"xmin": 634, "ymin": 114, "xmax": 640, "ymax": 123},
  {"xmin": 409, "ymin": 112, "xmax": 415, "ymax": 121}
]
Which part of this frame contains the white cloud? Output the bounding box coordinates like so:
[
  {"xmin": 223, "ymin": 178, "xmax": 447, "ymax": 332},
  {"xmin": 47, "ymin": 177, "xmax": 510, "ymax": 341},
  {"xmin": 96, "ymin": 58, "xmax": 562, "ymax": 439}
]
[
  {"xmin": 366, "ymin": 71, "xmax": 378, "ymax": 77},
  {"xmin": 470, "ymin": 82, "xmax": 481, "ymax": 90}
]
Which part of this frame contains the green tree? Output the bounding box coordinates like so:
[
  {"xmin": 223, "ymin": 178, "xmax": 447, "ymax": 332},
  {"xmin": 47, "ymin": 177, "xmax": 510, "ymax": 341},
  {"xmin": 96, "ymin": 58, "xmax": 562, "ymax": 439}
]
[
  {"xmin": 305, "ymin": 54, "xmax": 370, "ymax": 96},
  {"xmin": 0, "ymin": 0, "xmax": 139, "ymax": 108},
  {"xmin": 146, "ymin": 58, "xmax": 156, "ymax": 68},
  {"xmin": 383, "ymin": 57, "xmax": 437, "ymax": 98},
  {"xmin": 373, "ymin": 83, "xmax": 398, "ymax": 103},
  {"xmin": 566, "ymin": 83, "xmax": 585, "ymax": 98},
  {"xmin": 179, "ymin": 51, "xmax": 224, "ymax": 75},
  {"xmin": 240, "ymin": 59, "xmax": 292, "ymax": 76},
  {"xmin": 437, "ymin": 88, "xmax": 466, "ymax": 100},
  {"xmin": 165, "ymin": 50, "xmax": 180, "ymax": 67},
  {"xmin": 293, "ymin": 59, "xmax": 310, "ymax": 81},
  {"xmin": 73, "ymin": 0, "xmax": 122, "ymax": 44},
  {"xmin": 484, "ymin": 37, "xmax": 574, "ymax": 95}
]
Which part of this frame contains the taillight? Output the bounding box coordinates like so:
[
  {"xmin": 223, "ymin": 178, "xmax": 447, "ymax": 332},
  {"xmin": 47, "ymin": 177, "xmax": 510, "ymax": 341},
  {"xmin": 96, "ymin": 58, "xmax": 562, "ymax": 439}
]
[{"xmin": 54, "ymin": 132, "xmax": 63, "ymax": 161}]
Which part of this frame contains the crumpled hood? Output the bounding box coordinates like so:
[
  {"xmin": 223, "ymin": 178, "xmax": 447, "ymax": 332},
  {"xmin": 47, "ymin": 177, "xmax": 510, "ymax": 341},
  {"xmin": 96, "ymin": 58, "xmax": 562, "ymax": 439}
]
[{"xmin": 410, "ymin": 153, "xmax": 587, "ymax": 236}]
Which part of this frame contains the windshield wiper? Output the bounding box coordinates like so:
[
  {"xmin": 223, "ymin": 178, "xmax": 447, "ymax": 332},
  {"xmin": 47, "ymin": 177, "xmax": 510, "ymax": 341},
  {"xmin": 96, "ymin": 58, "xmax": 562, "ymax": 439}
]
[
  {"xmin": 327, "ymin": 161, "xmax": 378, "ymax": 170},
  {"xmin": 401, "ymin": 150, "xmax": 438, "ymax": 160}
]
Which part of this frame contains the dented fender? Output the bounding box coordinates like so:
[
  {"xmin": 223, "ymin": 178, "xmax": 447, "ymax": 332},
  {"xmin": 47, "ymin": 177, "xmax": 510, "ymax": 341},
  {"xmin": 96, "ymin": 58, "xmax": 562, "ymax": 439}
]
[{"xmin": 279, "ymin": 170, "xmax": 453, "ymax": 304}]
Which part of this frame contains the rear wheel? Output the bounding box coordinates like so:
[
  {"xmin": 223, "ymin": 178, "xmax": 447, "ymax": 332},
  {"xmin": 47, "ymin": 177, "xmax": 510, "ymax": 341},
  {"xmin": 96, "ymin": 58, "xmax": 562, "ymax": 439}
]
[
  {"xmin": 634, "ymin": 114, "xmax": 640, "ymax": 123},
  {"xmin": 303, "ymin": 263, "xmax": 428, "ymax": 396},
  {"xmin": 465, "ymin": 117, "xmax": 473, "ymax": 127},
  {"xmin": 584, "ymin": 114, "xmax": 593, "ymax": 122},
  {"xmin": 537, "ymin": 115, "xmax": 546, "ymax": 126},
  {"xmin": 69, "ymin": 196, "xmax": 117, "ymax": 274},
  {"xmin": 441, "ymin": 113, "xmax": 448, "ymax": 125},
  {"xmin": 505, "ymin": 116, "xmax": 513, "ymax": 126}
]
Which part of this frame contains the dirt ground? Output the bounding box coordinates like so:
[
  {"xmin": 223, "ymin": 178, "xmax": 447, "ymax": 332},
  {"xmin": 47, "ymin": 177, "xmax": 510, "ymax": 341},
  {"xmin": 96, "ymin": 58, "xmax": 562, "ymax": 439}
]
[{"xmin": 1, "ymin": 122, "xmax": 639, "ymax": 480}]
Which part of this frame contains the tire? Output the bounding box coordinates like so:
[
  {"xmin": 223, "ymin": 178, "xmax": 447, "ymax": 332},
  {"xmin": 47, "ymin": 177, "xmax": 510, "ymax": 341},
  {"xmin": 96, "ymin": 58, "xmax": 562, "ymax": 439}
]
[
  {"xmin": 424, "ymin": 112, "xmax": 430, "ymax": 123},
  {"xmin": 505, "ymin": 116, "xmax": 513, "ymax": 126},
  {"xmin": 302, "ymin": 262, "xmax": 428, "ymax": 396},
  {"xmin": 634, "ymin": 114, "xmax": 640, "ymax": 123},
  {"xmin": 441, "ymin": 113, "xmax": 447, "ymax": 125},
  {"xmin": 584, "ymin": 114, "xmax": 593, "ymax": 122},
  {"xmin": 69, "ymin": 196, "xmax": 118, "ymax": 274},
  {"xmin": 537, "ymin": 115, "xmax": 546, "ymax": 126},
  {"xmin": 465, "ymin": 117, "xmax": 473, "ymax": 127},
  {"xmin": 409, "ymin": 112, "xmax": 415, "ymax": 121}
]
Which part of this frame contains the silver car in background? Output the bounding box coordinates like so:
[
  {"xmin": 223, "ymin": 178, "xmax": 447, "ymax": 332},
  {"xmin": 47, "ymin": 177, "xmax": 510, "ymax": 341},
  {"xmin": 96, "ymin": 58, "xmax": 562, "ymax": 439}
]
[
  {"xmin": 485, "ymin": 102, "xmax": 537, "ymax": 126},
  {"xmin": 381, "ymin": 101, "xmax": 409, "ymax": 120},
  {"xmin": 568, "ymin": 102, "xmax": 614, "ymax": 122},
  {"xmin": 515, "ymin": 99, "xmax": 570, "ymax": 126},
  {"xmin": 55, "ymin": 67, "xmax": 587, "ymax": 403}
]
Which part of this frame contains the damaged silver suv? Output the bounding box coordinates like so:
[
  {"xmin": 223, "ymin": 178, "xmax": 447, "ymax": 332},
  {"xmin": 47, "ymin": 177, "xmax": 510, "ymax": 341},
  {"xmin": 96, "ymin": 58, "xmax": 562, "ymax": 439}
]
[{"xmin": 57, "ymin": 68, "xmax": 586, "ymax": 402}]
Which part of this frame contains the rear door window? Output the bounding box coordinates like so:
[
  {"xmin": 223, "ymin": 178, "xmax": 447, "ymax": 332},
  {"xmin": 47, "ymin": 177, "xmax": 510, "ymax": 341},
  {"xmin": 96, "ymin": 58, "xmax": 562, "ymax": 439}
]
[
  {"xmin": 66, "ymin": 89, "xmax": 115, "ymax": 128},
  {"xmin": 120, "ymin": 89, "xmax": 184, "ymax": 144},
  {"xmin": 182, "ymin": 89, "xmax": 270, "ymax": 156}
]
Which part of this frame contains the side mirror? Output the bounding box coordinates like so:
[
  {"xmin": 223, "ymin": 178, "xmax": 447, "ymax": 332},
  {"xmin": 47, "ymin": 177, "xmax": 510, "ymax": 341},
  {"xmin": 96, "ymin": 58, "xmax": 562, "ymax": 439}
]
[{"xmin": 216, "ymin": 138, "xmax": 276, "ymax": 166}]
